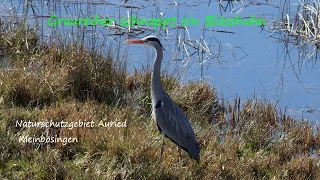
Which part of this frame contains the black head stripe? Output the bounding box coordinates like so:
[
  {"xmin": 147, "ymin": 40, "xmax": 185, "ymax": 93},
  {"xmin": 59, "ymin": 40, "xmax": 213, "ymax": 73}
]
[{"xmin": 147, "ymin": 37, "xmax": 163, "ymax": 47}]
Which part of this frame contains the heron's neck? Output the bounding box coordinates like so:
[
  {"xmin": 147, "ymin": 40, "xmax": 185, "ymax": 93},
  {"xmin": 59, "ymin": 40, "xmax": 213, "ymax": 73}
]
[{"xmin": 151, "ymin": 46, "xmax": 164, "ymax": 98}]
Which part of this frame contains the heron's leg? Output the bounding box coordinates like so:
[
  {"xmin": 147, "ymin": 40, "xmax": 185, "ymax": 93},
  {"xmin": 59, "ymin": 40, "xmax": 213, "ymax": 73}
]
[{"xmin": 160, "ymin": 132, "xmax": 165, "ymax": 159}]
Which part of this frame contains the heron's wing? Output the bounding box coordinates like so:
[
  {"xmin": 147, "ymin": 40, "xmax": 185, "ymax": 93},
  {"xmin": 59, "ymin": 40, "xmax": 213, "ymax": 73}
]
[
  {"xmin": 158, "ymin": 94, "xmax": 196, "ymax": 142},
  {"xmin": 156, "ymin": 94, "xmax": 200, "ymax": 160}
]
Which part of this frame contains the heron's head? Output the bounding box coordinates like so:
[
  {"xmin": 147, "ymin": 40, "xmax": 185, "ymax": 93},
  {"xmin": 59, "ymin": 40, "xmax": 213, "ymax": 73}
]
[{"xmin": 126, "ymin": 36, "xmax": 163, "ymax": 49}]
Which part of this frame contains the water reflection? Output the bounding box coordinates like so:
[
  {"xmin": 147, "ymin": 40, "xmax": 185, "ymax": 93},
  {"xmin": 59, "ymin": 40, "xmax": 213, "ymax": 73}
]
[{"xmin": 0, "ymin": 0, "xmax": 319, "ymax": 120}]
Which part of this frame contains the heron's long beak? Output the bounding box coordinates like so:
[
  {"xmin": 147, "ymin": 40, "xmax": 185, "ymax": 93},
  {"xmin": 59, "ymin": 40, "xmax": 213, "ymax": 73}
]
[{"xmin": 126, "ymin": 39, "xmax": 144, "ymax": 44}]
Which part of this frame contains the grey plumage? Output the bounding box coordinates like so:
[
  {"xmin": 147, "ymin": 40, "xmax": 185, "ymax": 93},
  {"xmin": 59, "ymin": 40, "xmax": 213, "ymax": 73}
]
[{"xmin": 126, "ymin": 36, "xmax": 200, "ymax": 161}]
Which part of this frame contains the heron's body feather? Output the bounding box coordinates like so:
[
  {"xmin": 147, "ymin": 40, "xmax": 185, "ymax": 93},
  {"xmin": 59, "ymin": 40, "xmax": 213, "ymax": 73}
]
[{"xmin": 152, "ymin": 93, "xmax": 200, "ymax": 161}]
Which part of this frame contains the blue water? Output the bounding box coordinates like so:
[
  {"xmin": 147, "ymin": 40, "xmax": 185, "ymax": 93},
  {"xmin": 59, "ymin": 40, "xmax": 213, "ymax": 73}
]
[{"xmin": 1, "ymin": 0, "xmax": 319, "ymax": 121}]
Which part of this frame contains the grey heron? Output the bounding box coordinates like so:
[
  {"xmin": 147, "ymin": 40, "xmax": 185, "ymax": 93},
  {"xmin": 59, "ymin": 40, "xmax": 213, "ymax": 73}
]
[{"xmin": 126, "ymin": 36, "xmax": 200, "ymax": 162}]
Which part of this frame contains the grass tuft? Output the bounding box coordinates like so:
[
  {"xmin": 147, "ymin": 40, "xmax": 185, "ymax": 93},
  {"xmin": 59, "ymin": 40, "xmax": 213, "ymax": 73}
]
[{"xmin": 0, "ymin": 22, "xmax": 319, "ymax": 179}]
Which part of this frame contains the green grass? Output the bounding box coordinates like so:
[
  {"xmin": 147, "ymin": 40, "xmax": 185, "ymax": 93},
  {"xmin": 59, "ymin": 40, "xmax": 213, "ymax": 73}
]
[{"xmin": 0, "ymin": 22, "xmax": 319, "ymax": 179}]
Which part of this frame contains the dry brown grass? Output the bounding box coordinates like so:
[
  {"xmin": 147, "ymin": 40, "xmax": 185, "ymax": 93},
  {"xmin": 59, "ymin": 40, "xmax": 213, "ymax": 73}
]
[{"xmin": 0, "ymin": 22, "xmax": 320, "ymax": 179}]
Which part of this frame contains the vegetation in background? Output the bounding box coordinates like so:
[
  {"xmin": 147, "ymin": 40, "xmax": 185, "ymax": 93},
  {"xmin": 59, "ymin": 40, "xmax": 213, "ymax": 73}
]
[
  {"xmin": 272, "ymin": 0, "xmax": 320, "ymax": 67},
  {"xmin": 0, "ymin": 21, "xmax": 320, "ymax": 180}
]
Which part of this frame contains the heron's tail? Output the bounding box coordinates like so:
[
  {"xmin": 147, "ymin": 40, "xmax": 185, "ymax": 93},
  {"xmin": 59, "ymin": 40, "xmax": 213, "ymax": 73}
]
[{"xmin": 187, "ymin": 140, "xmax": 200, "ymax": 161}]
